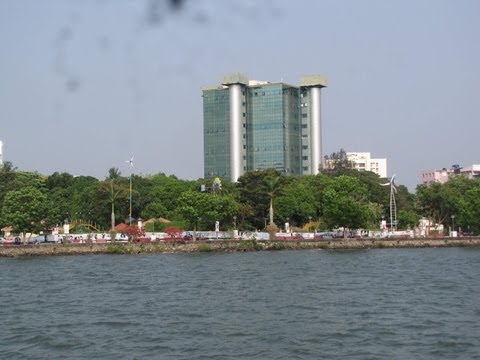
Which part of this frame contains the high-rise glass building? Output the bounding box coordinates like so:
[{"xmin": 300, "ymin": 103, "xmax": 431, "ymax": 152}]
[{"xmin": 202, "ymin": 73, "xmax": 327, "ymax": 182}]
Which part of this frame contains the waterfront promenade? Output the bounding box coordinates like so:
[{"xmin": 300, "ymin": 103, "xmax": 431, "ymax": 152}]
[{"xmin": 1, "ymin": 237, "xmax": 480, "ymax": 257}]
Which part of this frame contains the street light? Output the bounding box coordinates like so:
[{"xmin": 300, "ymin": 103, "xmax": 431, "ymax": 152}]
[{"xmin": 451, "ymin": 215, "xmax": 455, "ymax": 235}]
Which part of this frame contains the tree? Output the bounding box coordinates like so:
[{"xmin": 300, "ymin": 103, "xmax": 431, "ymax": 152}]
[
  {"xmin": 460, "ymin": 182, "xmax": 480, "ymax": 234},
  {"xmin": 106, "ymin": 167, "xmax": 122, "ymax": 181},
  {"xmin": 237, "ymin": 169, "xmax": 283, "ymax": 229},
  {"xmin": 141, "ymin": 202, "xmax": 168, "ymax": 220},
  {"xmin": 416, "ymin": 176, "xmax": 480, "ymax": 234},
  {"xmin": 1, "ymin": 187, "xmax": 49, "ymax": 240},
  {"xmin": 321, "ymin": 148, "xmax": 354, "ymax": 174},
  {"xmin": 397, "ymin": 209, "xmax": 420, "ymax": 230},
  {"xmin": 276, "ymin": 180, "xmax": 316, "ymax": 227},
  {"xmin": 264, "ymin": 175, "xmax": 283, "ymax": 225},
  {"xmin": 108, "ymin": 181, "xmax": 121, "ymax": 230},
  {"xmin": 45, "ymin": 172, "xmax": 74, "ymax": 190},
  {"xmin": 322, "ymin": 176, "xmax": 369, "ymax": 236},
  {"xmin": 176, "ymin": 190, "xmax": 239, "ymax": 230},
  {"xmin": 146, "ymin": 173, "xmax": 194, "ymax": 218}
]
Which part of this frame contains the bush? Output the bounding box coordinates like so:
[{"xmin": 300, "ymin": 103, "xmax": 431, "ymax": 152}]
[
  {"xmin": 266, "ymin": 224, "xmax": 278, "ymax": 240},
  {"xmin": 269, "ymin": 241, "xmax": 286, "ymax": 250},
  {"xmin": 106, "ymin": 244, "xmax": 127, "ymax": 254}
]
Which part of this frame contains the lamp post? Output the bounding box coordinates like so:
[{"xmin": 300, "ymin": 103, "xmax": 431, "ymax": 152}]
[{"xmin": 129, "ymin": 174, "xmax": 132, "ymax": 225}]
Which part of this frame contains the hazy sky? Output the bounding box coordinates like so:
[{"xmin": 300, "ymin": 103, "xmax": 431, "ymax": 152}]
[{"xmin": 1, "ymin": 0, "xmax": 479, "ymax": 191}]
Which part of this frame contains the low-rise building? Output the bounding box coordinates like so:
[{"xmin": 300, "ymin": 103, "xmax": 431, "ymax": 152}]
[
  {"xmin": 421, "ymin": 168, "xmax": 451, "ymax": 185},
  {"xmin": 421, "ymin": 164, "xmax": 480, "ymax": 185}
]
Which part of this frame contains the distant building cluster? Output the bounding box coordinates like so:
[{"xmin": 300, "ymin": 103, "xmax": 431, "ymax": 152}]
[{"xmin": 421, "ymin": 165, "xmax": 480, "ymax": 185}]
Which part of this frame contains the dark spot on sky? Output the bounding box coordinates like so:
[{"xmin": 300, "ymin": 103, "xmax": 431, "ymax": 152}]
[
  {"xmin": 145, "ymin": 0, "xmax": 186, "ymax": 26},
  {"xmin": 57, "ymin": 26, "xmax": 73, "ymax": 43},
  {"xmin": 66, "ymin": 78, "xmax": 80, "ymax": 92}
]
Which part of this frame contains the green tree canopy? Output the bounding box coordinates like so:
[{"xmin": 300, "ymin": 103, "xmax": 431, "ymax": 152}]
[
  {"xmin": 1, "ymin": 186, "xmax": 49, "ymax": 237},
  {"xmin": 322, "ymin": 176, "xmax": 369, "ymax": 233}
]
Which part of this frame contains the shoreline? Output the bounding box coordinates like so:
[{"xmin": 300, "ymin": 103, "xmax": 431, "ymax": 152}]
[{"xmin": 1, "ymin": 237, "xmax": 480, "ymax": 257}]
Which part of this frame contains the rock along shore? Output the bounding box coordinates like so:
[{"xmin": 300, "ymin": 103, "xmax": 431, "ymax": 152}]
[{"xmin": 1, "ymin": 237, "xmax": 480, "ymax": 258}]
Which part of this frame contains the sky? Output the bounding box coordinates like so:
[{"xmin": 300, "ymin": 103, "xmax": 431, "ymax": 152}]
[{"xmin": 1, "ymin": 0, "xmax": 479, "ymax": 192}]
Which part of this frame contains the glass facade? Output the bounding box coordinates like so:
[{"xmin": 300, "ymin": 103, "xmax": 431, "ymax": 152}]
[
  {"xmin": 245, "ymin": 84, "xmax": 301, "ymax": 174},
  {"xmin": 203, "ymin": 88, "xmax": 230, "ymax": 178}
]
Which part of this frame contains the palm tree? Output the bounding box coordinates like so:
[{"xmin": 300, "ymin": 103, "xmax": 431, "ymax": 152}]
[
  {"xmin": 264, "ymin": 176, "xmax": 282, "ymax": 225},
  {"xmin": 108, "ymin": 180, "xmax": 122, "ymax": 230},
  {"xmin": 107, "ymin": 167, "xmax": 122, "ymax": 181}
]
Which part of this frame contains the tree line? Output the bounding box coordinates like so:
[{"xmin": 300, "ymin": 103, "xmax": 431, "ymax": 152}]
[{"xmin": 1, "ymin": 159, "xmax": 479, "ymax": 236}]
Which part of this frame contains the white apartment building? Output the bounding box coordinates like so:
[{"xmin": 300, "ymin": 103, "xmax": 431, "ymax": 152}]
[{"xmin": 346, "ymin": 152, "xmax": 388, "ymax": 178}]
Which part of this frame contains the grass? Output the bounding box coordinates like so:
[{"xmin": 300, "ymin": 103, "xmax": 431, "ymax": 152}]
[
  {"xmin": 197, "ymin": 243, "xmax": 212, "ymax": 252},
  {"xmin": 269, "ymin": 241, "xmax": 286, "ymax": 250},
  {"xmin": 238, "ymin": 239, "xmax": 263, "ymax": 251},
  {"xmin": 106, "ymin": 244, "xmax": 128, "ymax": 254}
]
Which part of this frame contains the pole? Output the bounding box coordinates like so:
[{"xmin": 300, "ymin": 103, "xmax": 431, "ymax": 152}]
[
  {"xmin": 129, "ymin": 174, "xmax": 132, "ymax": 226},
  {"xmin": 125, "ymin": 156, "xmax": 134, "ymax": 226}
]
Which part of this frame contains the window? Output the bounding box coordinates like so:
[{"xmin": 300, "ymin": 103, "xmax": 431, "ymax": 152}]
[
  {"xmin": 302, "ymin": 113, "xmax": 308, "ymax": 118},
  {"xmin": 302, "ymin": 156, "xmax": 308, "ymax": 160}
]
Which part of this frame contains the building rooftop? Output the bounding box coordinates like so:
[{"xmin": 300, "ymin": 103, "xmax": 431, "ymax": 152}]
[{"xmin": 300, "ymin": 75, "xmax": 328, "ymax": 88}]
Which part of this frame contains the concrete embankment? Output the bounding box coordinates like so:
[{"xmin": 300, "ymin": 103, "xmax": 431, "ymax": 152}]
[{"xmin": 1, "ymin": 237, "xmax": 480, "ymax": 258}]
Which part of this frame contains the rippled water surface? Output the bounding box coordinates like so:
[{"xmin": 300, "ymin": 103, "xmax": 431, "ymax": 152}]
[{"xmin": 1, "ymin": 248, "xmax": 479, "ymax": 359}]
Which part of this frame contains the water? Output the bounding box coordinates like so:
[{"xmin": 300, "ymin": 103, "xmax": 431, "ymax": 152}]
[{"xmin": 1, "ymin": 248, "xmax": 479, "ymax": 359}]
